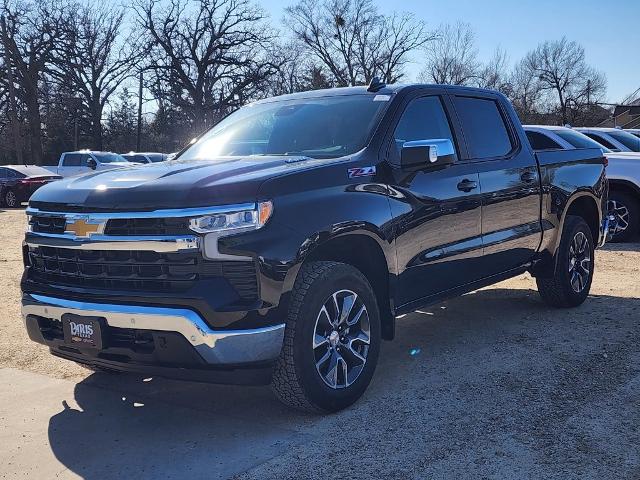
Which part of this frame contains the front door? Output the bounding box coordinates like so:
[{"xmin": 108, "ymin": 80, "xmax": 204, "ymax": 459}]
[{"xmin": 388, "ymin": 94, "xmax": 483, "ymax": 308}]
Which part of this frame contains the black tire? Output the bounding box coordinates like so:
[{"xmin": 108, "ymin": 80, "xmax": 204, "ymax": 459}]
[
  {"xmin": 536, "ymin": 215, "xmax": 594, "ymax": 308},
  {"xmin": 271, "ymin": 261, "xmax": 381, "ymax": 413},
  {"xmin": 4, "ymin": 189, "xmax": 18, "ymax": 208},
  {"xmin": 608, "ymin": 191, "xmax": 639, "ymax": 243}
]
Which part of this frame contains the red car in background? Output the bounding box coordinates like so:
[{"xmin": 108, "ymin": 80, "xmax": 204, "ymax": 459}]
[{"xmin": 0, "ymin": 165, "xmax": 62, "ymax": 208}]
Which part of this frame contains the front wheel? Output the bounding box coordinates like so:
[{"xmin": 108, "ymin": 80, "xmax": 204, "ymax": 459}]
[
  {"xmin": 536, "ymin": 215, "xmax": 594, "ymax": 308},
  {"xmin": 271, "ymin": 261, "xmax": 381, "ymax": 413}
]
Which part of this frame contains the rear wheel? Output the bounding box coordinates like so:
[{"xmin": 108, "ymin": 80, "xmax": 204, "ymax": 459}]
[
  {"xmin": 4, "ymin": 189, "xmax": 18, "ymax": 208},
  {"xmin": 536, "ymin": 215, "xmax": 594, "ymax": 308},
  {"xmin": 271, "ymin": 261, "xmax": 381, "ymax": 413},
  {"xmin": 608, "ymin": 191, "xmax": 639, "ymax": 242}
]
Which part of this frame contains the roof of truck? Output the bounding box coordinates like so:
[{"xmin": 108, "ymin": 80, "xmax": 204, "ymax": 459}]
[{"xmin": 252, "ymin": 83, "xmax": 508, "ymax": 105}]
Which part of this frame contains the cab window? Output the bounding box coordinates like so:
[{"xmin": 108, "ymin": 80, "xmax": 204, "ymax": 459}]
[
  {"xmin": 526, "ymin": 131, "xmax": 562, "ymax": 151},
  {"xmin": 453, "ymin": 96, "xmax": 514, "ymax": 159},
  {"xmin": 391, "ymin": 96, "xmax": 456, "ymax": 165},
  {"xmin": 62, "ymin": 154, "xmax": 83, "ymax": 166}
]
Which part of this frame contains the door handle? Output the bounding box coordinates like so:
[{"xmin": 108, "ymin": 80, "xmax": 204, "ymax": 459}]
[
  {"xmin": 521, "ymin": 171, "xmax": 537, "ymax": 183},
  {"xmin": 457, "ymin": 179, "xmax": 478, "ymax": 192}
]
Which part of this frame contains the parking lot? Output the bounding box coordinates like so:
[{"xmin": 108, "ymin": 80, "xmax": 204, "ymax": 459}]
[{"xmin": 1, "ymin": 207, "xmax": 639, "ymax": 479}]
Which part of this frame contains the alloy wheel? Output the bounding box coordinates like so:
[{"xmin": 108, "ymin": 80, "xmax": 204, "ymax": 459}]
[
  {"xmin": 5, "ymin": 191, "xmax": 16, "ymax": 208},
  {"xmin": 568, "ymin": 231, "xmax": 591, "ymax": 293},
  {"xmin": 313, "ymin": 289, "xmax": 371, "ymax": 389},
  {"xmin": 609, "ymin": 200, "xmax": 629, "ymax": 236}
]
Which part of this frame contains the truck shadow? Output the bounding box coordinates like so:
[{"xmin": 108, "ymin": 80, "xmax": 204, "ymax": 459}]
[
  {"xmin": 601, "ymin": 241, "xmax": 640, "ymax": 252},
  {"xmin": 47, "ymin": 287, "xmax": 640, "ymax": 479}
]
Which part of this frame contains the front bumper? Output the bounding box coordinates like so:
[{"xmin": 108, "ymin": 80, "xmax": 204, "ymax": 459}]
[{"xmin": 22, "ymin": 293, "xmax": 285, "ymax": 384}]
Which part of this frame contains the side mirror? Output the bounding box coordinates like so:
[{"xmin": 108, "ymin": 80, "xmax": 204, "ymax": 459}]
[
  {"xmin": 86, "ymin": 157, "xmax": 97, "ymax": 170},
  {"xmin": 400, "ymin": 139, "xmax": 456, "ymax": 170}
]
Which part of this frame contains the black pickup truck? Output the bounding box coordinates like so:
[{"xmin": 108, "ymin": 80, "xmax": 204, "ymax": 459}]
[{"xmin": 21, "ymin": 83, "xmax": 609, "ymax": 412}]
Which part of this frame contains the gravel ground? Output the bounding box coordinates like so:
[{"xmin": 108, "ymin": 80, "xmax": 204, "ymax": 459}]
[{"xmin": 1, "ymin": 208, "xmax": 639, "ymax": 479}]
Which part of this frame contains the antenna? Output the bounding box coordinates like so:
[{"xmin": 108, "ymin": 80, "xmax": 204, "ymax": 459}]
[{"xmin": 367, "ymin": 77, "xmax": 386, "ymax": 93}]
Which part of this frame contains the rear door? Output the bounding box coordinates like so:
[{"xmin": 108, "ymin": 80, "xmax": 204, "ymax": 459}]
[
  {"xmin": 388, "ymin": 91, "xmax": 483, "ymax": 307},
  {"xmin": 450, "ymin": 94, "xmax": 542, "ymax": 275}
]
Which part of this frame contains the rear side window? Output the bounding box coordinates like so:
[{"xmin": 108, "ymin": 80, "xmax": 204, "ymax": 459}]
[
  {"xmin": 452, "ymin": 96, "xmax": 513, "ymax": 159},
  {"xmin": 62, "ymin": 154, "xmax": 83, "ymax": 166},
  {"xmin": 391, "ymin": 96, "xmax": 456, "ymax": 164},
  {"xmin": 584, "ymin": 133, "xmax": 617, "ymax": 151},
  {"xmin": 608, "ymin": 131, "xmax": 640, "ymax": 152},
  {"xmin": 555, "ymin": 130, "xmax": 610, "ymax": 151},
  {"xmin": 526, "ymin": 131, "xmax": 562, "ymax": 151}
]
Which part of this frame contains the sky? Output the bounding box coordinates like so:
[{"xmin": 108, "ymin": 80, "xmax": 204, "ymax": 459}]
[{"xmin": 261, "ymin": 0, "xmax": 640, "ymax": 104}]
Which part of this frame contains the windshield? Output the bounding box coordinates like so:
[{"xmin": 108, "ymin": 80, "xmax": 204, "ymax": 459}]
[
  {"xmin": 94, "ymin": 152, "xmax": 127, "ymax": 163},
  {"xmin": 608, "ymin": 130, "xmax": 640, "ymax": 152},
  {"xmin": 179, "ymin": 94, "xmax": 390, "ymax": 161},
  {"xmin": 555, "ymin": 130, "xmax": 611, "ymax": 152}
]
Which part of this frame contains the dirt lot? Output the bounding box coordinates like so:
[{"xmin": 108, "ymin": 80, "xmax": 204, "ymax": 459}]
[{"xmin": 1, "ymin": 207, "xmax": 639, "ymax": 479}]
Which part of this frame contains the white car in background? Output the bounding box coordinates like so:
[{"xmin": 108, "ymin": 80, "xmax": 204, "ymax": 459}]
[
  {"xmin": 525, "ymin": 125, "xmax": 640, "ymax": 242},
  {"xmin": 44, "ymin": 151, "xmax": 133, "ymax": 177},
  {"xmin": 575, "ymin": 127, "xmax": 640, "ymax": 153}
]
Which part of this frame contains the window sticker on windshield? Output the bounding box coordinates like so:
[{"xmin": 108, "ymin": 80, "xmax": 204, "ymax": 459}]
[{"xmin": 373, "ymin": 95, "xmax": 391, "ymax": 102}]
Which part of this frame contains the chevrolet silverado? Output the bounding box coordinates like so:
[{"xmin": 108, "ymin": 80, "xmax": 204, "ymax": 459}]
[{"xmin": 22, "ymin": 83, "xmax": 609, "ymax": 412}]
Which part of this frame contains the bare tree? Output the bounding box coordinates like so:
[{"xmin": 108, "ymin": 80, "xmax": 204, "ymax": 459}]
[
  {"xmin": 1, "ymin": 0, "xmax": 67, "ymax": 165},
  {"xmin": 476, "ymin": 47, "xmax": 508, "ymax": 91},
  {"xmin": 55, "ymin": 2, "xmax": 143, "ymax": 150},
  {"xmin": 505, "ymin": 59, "xmax": 543, "ymax": 122},
  {"xmin": 286, "ymin": 0, "xmax": 432, "ymax": 86},
  {"xmin": 268, "ymin": 42, "xmax": 335, "ymax": 96},
  {"xmin": 134, "ymin": 0, "xmax": 281, "ymax": 134},
  {"xmin": 420, "ymin": 22, "xmax": 479, "ymax": 85},
  {"xmin": 522, "ymin": 37, "xmax": 606, "ymax": 125}
]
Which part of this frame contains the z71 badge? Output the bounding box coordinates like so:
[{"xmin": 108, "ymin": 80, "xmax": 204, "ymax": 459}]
[{"xmin": 348, "ymin": 166, "xmax": 376, "ymax": 178}]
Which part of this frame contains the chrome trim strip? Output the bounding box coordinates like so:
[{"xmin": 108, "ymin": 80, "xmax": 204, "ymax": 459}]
[
  {"xmin": 26, "ymin": 202, "xmax": 256, "ymax": 220},
  {"xmin": 22, "ymin": 294, "xmax": 285, "ymax": 365},
  {"xmin": 25, "ymin": 232, "xmax": 200, "ymax": 252}
]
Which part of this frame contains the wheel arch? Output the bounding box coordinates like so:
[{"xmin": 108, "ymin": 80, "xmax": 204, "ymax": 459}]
[
  {"xmin": 533, "ymin": 192, "xmax": 601, "ymax": 278},
  {"xmin": 286, "ymin": 231, "xmax": 396, "ymax": 340},
  {"xmin": 609, "ymin": 179, "xmax": 640, "ymax": 198},
  {"xmin": 563, "ymin": 193, "xmax": 601, "ymax": 245}
]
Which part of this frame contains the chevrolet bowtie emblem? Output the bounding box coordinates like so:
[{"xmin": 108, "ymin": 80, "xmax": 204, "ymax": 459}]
[{"xmin": 64, "ymin": 217, "xmax": 104, "ymax": 238}]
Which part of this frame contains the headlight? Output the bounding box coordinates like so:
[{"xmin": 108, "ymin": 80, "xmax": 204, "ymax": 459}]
[{"xmin": 188, "ymin": 201, "xmax": 273, "ymax": 234}]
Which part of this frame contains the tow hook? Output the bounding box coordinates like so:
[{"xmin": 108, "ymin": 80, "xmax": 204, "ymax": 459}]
[{"xmin": 600, "ymin": 213, "xmax": 616, "ymax": 247}]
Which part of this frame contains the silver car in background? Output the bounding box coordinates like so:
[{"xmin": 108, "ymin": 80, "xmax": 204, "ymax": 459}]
[
  {"xmin": 525, "ymin": 125, "xmax": 640, "ymax": 242},
  {"xmin": 575, "ymin": 127, "xmax": 640, "ymax": 153}
]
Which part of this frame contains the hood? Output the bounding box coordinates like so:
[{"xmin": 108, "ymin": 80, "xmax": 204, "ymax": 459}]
[{"xmin": 30, "ymin": 155, "xmax": 317, "ymax": 211}]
